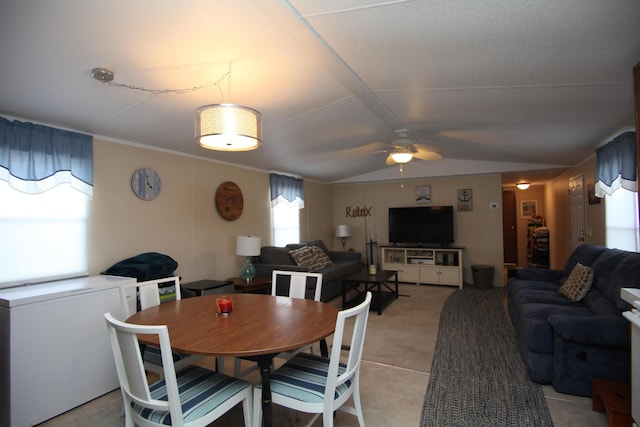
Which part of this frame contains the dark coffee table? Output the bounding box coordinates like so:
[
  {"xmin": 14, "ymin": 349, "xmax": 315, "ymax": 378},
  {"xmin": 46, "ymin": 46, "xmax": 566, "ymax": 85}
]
[
  {"xmin": 342, "ymin": 269, "xmax": 398, "ymax": 315},
  {"xmin": 228, "ymin": 276, "xmax": 272, "ymax": 293},
  {"xmin": 181, "ymin": 279, "xmax": 234, "ymax": 296}
]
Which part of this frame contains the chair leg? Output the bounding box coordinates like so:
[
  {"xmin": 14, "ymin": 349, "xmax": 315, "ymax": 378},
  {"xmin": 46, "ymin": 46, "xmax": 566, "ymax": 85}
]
[
  {"xmin": 235, "ymin": 358, "xmax": 242, "ymax": 377},
  {"xmin": 322, "ymin": 408, "xmax": 334, "ymax": 427},
  {"xmin": 252, "ymin": 387, "xmax": 262, "ymax": 427},
  {"xmin": 242, "ymin": 388, "xmax": 252, "ymax": 427},
  {"xmin": 352, "ymin": 381, "xmax": 365, "ymax": 427},
  {"xmin": 216, "ymin": 356, "xmax": 225, "ymax": 374}
]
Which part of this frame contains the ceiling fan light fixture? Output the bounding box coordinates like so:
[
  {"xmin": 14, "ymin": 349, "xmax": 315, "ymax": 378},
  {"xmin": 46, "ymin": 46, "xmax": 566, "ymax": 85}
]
[
  {"xmin": 516, "ymin": 182, "xmax": 531, "ymax": 190},
  {"xmin": 390, "ymin": 151, "xmax": 413, "ymax": 164},
  {"xmin": 195, "ymin": 104, "xmax": 262, "ymax": 151}
]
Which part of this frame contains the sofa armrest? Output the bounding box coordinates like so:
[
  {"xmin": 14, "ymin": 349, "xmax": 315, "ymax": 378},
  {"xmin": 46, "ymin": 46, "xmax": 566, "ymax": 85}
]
[
  {"xmin": 548, "ymin": 314, "xmax": 630, "ymax": 347},
  {"xmin": 329, "ymin": 251, "xmax": 362, "ymax": 263},
  {"xmin": 517, "ymin": 267, "xmax": 563, "ymax": 283}
]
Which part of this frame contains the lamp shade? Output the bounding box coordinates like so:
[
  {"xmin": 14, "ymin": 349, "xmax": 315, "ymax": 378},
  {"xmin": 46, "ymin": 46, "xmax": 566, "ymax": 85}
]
[
  {"xmin": 335, "ymin": 225, "xmax": 352, "ymax": 238},
  {"xmin": 516, "ymin": 182, "xmax": 531, "ymax": 190},
  {"xmin": 236, "ymin": 236, "xmax": 261, "ymax": 256},
  {"xmin": 195, "ymin": 104, "xmax": 262, "ymax": 151}
]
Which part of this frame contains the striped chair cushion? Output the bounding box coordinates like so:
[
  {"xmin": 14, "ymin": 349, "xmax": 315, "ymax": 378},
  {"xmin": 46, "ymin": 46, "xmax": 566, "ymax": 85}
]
[
  {"xmin": 133, "ymin": 365, "xmax": 251, "ymax": 425},
  {"xmin": 142, "ymin": 345, "xmax": 192, "ymax": 367},
  {"xmin": 257, "ymin": 353, "xmax": 351, "ymax": 403}
]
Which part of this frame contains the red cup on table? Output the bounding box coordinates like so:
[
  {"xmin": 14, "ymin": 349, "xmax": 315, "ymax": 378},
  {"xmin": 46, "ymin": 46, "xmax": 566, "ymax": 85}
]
[{"xmin": 216, "ymin": 296, "xmax": 233, "ymax": 316}]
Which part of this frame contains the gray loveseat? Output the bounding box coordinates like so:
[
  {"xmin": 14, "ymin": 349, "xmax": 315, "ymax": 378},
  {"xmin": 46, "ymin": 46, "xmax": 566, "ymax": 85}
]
[
  {"xmin": 507, "ymin": 243, "xmax": 640, "ymax": 396},
  {"xmin": 253, "ymin": 240, "xmax": 362, "ymax": 302}
]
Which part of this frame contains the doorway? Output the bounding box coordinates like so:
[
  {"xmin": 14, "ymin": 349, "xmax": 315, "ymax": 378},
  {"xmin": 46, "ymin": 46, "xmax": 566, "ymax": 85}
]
[
  {"xmin": 502, "ymin": 190, "xmax": 518, "ymax": 264},
  {"xmin": 569, "ymin": 175, "xmax": 586, "ymax": 250}
]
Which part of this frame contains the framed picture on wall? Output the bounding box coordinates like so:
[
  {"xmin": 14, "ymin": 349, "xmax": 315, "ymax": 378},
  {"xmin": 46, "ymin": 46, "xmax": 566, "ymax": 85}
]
[{"xmin": 520, "ymin": 199, "xmax": 538, "ymax": 219}]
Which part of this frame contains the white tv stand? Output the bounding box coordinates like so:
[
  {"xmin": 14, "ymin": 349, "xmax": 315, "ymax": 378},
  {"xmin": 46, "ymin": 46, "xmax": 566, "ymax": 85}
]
[{"xmin": 381, "ymin": 246, "xmax": 464, "ymax": 289}]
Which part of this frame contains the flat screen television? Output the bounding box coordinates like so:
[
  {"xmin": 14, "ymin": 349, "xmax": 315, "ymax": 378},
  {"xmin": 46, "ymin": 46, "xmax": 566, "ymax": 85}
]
[{"xmin": 388, "ymin": 206, "xmax": 454, "ymax": 246}]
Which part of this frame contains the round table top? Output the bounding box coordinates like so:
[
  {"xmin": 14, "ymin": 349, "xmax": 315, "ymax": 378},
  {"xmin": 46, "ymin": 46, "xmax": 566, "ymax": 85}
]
[{"xmin": 126, "ymin": 293, "xmax": 338, "ymax": 357}]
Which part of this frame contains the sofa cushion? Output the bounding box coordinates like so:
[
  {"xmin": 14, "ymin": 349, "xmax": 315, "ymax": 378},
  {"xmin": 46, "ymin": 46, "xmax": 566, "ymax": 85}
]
[
  {"xmin": 517, "ymin": 303, "xmax": 593, "ymax": 354},
  {"xmin": 588, "ymin": 248, "xmax": 635, "ymax": 308},
  {"xmin": 560, "ymin": 244, "xmax": 608, "ymax": 283},
  {"xmin": 260, "ymin": 246, "xmax": 296, "ymax": 265},
  {"xmin": 605, "ymin": 252, "xmax": 640, "ymax": 310},
  {"xmin": 558, "ymin": 263, "xmax": 593, "ymax": 301}
]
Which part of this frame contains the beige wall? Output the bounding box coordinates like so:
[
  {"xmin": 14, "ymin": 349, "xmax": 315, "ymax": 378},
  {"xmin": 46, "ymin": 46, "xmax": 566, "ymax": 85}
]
[
  {"xmin": 85, "ymin": 138, "xmax": 605, "ymax": 287},
  {"xmin": 544, "ymin": 155, "xmax": 606, "ymax": 269},
  {"xmin": 332, "ymin": 174, "xmax": 505, "ymax": 287},
  {"xmin": 88, "ymin": 139, "xmax": 332, "ymax": 283}
]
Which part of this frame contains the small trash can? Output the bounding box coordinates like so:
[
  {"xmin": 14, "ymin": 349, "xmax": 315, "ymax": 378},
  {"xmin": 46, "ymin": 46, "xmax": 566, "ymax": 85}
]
[{"xmin": 471, "ymin": 265, "xmax": 495, "ymax": 289}]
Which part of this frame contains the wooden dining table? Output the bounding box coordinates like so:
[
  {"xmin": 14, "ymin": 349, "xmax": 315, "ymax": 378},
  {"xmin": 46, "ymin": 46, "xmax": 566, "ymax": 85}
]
[{"xmin": 126, "ymin": 292, "xmax": 338, "ymax": 427}]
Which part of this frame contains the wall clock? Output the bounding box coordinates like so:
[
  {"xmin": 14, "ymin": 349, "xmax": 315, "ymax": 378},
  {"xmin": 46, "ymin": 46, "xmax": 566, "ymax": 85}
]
[
  {"xmin": 131, "ymin": 168, "xmax": 161, "ymax": 201},
  {"xmin": 215, "ymin": 181, "xmax": 244, "ymax": 221}
]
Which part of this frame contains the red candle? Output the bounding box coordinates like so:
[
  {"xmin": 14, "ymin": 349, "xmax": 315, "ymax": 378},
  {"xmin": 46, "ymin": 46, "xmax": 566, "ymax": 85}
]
[{"xmin": 216, "ymin": 297, "xmax": 233, "ymax": 314}]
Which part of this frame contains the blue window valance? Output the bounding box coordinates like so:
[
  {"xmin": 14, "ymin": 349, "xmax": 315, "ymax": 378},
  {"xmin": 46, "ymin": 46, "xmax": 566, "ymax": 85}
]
[
  {"xmin": 0, "ymin": 117, "xmax": 93, "ymax": 197},
  {"xmin": 594, "ymin": 131, "xmax": 637, "ymax": 197},
  {"xmin": 269, "ymin": 173, "xmax": 304, "ymax": 209}
]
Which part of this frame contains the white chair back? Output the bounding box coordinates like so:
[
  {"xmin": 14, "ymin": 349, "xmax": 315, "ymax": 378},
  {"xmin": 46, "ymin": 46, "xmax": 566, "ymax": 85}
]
[
  {"xmin": 104, "ymin": 313, "xmax": 252, "ymax": 427},
  {"xmin": 104, "ymin": 313, "xmax": 182, "ymax": 422},
  {"xmin": 119, "ymin": 277, "xmax": 181, "ymax": 318},
  {"xmin": 271, "ymin": 270, "xmax": 323, "ymax": 301},
  {"xmin": 326, "ymin": 291, "xmax": 371, "ymax": 402},
  {"xmin": 252, "ymin": 292, "xmax": 372, "ymax": 427}
]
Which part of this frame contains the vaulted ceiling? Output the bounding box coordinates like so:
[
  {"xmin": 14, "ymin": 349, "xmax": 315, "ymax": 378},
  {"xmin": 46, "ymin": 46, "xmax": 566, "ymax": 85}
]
[{"xmin": 1, "ymin": 1, "xmax": 639, "ymax": 186}]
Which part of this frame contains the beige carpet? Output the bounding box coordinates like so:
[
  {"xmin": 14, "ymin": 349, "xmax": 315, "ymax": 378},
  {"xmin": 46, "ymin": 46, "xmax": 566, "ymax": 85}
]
[{"xmin": 354, "ymin": 285, "xmax": 455, "ymax": 372}]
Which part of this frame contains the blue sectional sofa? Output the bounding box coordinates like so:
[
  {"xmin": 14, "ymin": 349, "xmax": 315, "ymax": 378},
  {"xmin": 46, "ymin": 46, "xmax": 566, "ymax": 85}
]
[
  {"xmin": 252, "ymin": 240, "xmax": 362, "ymax": 302},
  {"xmin": 507, "ymin": 244, "xmax": 640, "ymax": 396}
]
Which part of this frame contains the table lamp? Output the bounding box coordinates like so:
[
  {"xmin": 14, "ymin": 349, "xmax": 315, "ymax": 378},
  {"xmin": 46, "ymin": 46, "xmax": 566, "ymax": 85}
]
[
  {"xmin": 236, "ymin": 236, "xmax": 261, "ymax": 281},
  {"xmin": 336, "ymin": 225, "xmax": 351, "ymax": 250}
]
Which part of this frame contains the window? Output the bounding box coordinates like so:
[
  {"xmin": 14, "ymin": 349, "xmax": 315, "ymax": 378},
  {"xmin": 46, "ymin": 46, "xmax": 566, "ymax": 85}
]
[
  {"xmin": 269, "ymin": 173, "xmax": 303, "ymax": 246},
  {"xmin": 605, "ymin": 188, "xmax": 639, "ymax": 251},
  {"xmin": 272, "ymin": 203, "xmax": 300, "ymax": 247},
  {"xmin": 0, "ymin": 181, "xmax": 89, "ymax": 288}
]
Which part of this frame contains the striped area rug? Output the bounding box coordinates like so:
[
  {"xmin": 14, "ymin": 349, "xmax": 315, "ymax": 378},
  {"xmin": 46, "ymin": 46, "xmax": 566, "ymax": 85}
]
[{"xmin": 420, "ymin": 287, "xmax": 553, "ymax": 426}]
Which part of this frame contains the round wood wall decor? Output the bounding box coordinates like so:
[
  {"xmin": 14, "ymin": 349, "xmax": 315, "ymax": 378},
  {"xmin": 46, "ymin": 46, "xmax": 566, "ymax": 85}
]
[{"xmin": 215, "ymin": 181, "xmax": 244, "ymax": 221}]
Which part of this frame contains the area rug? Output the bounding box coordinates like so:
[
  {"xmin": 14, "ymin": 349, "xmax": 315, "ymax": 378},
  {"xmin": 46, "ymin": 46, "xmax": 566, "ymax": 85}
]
[{"xmin": 420, "ymin": 287, "xmax": 554, "ymax": 426}]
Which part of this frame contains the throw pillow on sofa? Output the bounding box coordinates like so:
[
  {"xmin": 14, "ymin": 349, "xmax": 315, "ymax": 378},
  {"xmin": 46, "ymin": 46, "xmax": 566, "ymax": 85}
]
[
  {"xmin": 558, "ymin": 262, "xmax": 594, "ymax": 301},
  {"xmin": 309, "ymin": 245, "xmax": 333, "ymax": 270},
  {"xmin": 289, "ymin": 245, "xmax": 333, "ymax": 272}
]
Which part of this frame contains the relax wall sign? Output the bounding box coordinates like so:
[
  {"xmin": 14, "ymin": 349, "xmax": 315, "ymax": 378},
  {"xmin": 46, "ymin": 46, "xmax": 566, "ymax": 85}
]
[{"xmin": 345, "ymin": 206, "xmax": 372, "ymax": 217}]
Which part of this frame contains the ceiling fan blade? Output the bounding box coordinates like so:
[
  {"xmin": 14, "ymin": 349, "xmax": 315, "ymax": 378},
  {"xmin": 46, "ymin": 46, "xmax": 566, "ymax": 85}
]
[
  {"xmin": 385, "ymin": 154, "xmax": 397, "ymax": 166},
  {"xmin": 413, "ymin": 150, "xmax": 444, "ymax": 161},
  {"xmin": 413, "ymin": 144, "xmax": 444, "ymax": 161}
]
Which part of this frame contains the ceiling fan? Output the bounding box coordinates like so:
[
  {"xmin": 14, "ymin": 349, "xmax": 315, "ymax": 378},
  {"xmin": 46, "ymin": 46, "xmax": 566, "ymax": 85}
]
[{"xmin": 385, "ymin": 131, "xmax": 444, "ymax": 166}]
